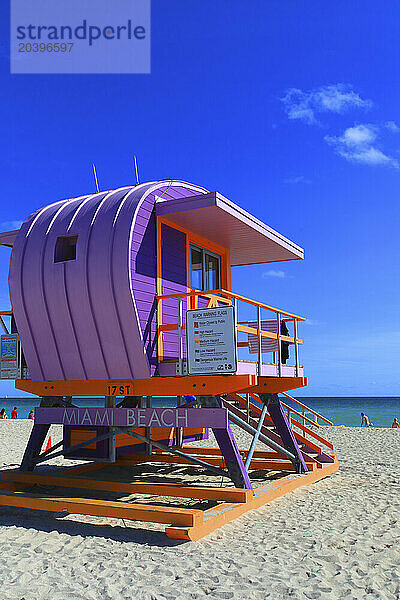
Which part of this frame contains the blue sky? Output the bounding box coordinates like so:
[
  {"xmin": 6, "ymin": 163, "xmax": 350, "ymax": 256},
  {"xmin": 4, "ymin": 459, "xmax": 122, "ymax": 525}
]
[{"xmin": 0, "ymin": 0, "xmax": 399, "ymax": 396}]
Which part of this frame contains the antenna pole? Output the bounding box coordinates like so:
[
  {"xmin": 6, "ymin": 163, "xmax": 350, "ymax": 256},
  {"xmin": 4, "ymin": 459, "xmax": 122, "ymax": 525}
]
[
  {"xmin": 134, "ymin": 155, "xmax": 139, "ymax": 185},
  {"xmin": 92, "ymin": 163, "xmax": 99, "ymax": 192}
]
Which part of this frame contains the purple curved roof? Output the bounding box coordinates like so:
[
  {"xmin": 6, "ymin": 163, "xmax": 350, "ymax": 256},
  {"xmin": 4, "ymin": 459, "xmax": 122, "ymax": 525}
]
[{"xmin": 9, "ymin": 180, "xmax": 206, "ymax": 381}]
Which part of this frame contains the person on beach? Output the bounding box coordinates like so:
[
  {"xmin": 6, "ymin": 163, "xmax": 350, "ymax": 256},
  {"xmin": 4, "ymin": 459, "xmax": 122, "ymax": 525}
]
[
  {"xmin": 392, "ymin": 418, "xmax": 399, "ymax": 429},
  {"xmin": 361, "ymin": 412, "xmax": 370, "ymax": 427},
  {"xmin": 11, "ymin": 407, "xmax": 17, "ymax": 419},
  {"xmin": 28, "ymin": 410, "xmax": 34, "ymax": 420},
  {"xmin": 0, "ymin": 408, "xmax": 8, "ymax": 419}
]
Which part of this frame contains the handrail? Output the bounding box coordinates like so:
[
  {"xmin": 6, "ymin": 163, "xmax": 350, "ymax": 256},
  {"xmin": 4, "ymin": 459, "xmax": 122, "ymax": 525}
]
[
  {"xmin": 237, "ymin": 324, "xmax": 303, "ymax": 345},
  {"xmin": 237, "ymin": 392, "xmax": 334, "ymax": 451},
  {"xmin": 281, "ymin": 392, "xmax": 333, "ymax": 426},
  {"xmin": 156, "ymin": 288, "xmax": 305, "ymax": 376},
  {"xmin": 157, "ymin": 289, "xmax": 306, "ymax": 321},
  {"xmin": 281, "ymin": 402, "xmax": 321, "ymax": 429},
  {"xmin": 288, "ymin": 415, "xmax": 335, "ymax": 450}
]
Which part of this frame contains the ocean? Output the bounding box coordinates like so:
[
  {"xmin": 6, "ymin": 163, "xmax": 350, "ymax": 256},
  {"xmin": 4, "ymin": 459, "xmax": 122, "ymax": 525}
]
[{"xmin": 0, "ymin": 396, "xmax": 399, "ymax": 428}]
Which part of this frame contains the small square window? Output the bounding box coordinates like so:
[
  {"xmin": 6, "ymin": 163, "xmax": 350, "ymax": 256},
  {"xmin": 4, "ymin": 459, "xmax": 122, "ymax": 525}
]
[{"xmin": 54, "ymin": 235, "xmax": 78, "ymax": 263}]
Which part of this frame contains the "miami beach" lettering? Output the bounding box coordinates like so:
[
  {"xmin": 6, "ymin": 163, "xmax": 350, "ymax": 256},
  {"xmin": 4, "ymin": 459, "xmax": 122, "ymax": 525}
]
[{"xmin": 61, "ymin": 408, "xmax": 189, "ymax": 428}]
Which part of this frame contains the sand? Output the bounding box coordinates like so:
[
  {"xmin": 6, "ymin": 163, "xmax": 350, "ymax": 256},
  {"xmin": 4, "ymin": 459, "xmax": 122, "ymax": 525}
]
[{"xmin": 0, "ymin": 421, "xmax": 399, "ymax": 600}]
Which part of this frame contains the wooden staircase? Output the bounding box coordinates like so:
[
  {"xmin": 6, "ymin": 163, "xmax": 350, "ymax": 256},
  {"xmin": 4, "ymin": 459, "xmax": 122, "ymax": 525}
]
[{"xmin": 221, "ymin": 392, "xmax": 335, "ymax": 468}]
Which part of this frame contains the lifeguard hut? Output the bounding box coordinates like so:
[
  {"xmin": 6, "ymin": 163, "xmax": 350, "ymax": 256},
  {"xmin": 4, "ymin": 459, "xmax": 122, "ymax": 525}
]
[{"xmin": 0, "ymin": 180, "xmax": 338, "ymax": 540}]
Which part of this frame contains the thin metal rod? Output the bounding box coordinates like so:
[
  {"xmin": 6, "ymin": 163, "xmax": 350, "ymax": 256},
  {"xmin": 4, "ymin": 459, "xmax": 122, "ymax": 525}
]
[
  {"xmin": 244, "ymin": 403, "xmax": 268, "ymax": 470},
  {"xmin": 35, "ymin": 428, "xmax": 119, "ymax": 464},
  {"xmin": 294, "ymin": 318, "xmax": 299, "ymax": 376},
  {"xmin": 226, "ymin": 409, "xmax": 296, "ymax": 461},
  {"xmin": 0, "ymin": 316, "xmax": 9, "ymax": 334},
  {"xmin": 92, "ymin": 163, "xmax": 99, "ymax": 192},
  {"xmin": 122, "ymin": 429, "xmax": 226, "ymax": 476},
  {"xmin": 257, "ymin": 305, "xmax": 262, "ymax": 376},
  {"xmin": 276, "ymin": 313, "xmax": 282, "ymax": 377},
  {"xmin": 145, "ymin": 396, "xmax": 153, "ymax": 455},
  {"xmin": 134, "ymin": 155, "xmax": 139, "ymax": 185},
  {"xmin": 177, "ymin": 395, "xmax": 183, "ymax": 447}
]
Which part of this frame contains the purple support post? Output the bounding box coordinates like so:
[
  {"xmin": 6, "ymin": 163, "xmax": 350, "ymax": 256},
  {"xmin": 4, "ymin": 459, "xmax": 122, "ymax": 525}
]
[
  {"xmin": 260, "ymin": 393, "xmax": 308, "ymax": 474},
  {"xmin": 20, "ymin": 424, "xmax": 50, "ymax": 471},
  {"xmin": 20, "ymin": 396, "xmax": 67, "ymax": 471},
  {"xmin": 199, "ymin": 396, "xmax": 253, "ymax": 490}
]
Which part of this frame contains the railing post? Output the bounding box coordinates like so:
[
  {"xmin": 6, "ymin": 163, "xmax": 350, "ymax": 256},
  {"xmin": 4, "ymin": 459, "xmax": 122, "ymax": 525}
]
[
  {"xmin": 276, "ymin": 313, "xmax": 282, "ymax": 377},
  {"xmin": 246, "ymin": 393, "xmax": 250, "ymax": 423},
  {"xmin": 257, "ymin": 305, "xmax": 262, "ymax": 376},
  {"xmin": 178, "ymin": 296, "xmax": 183, "ymax": 375},
  {"xmin": 145, "ymin": 396, "xmax": 153, "ymax": 455},
  {"xmin": 294, "ymin": 318, "xmax": 299, "ymax": 376}
]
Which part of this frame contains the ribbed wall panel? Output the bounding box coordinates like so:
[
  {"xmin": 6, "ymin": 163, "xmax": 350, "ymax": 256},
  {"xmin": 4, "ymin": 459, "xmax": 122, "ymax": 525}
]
[{"xmin": 9, "ymin": 180, "xmax": 207, "ymax": 381}]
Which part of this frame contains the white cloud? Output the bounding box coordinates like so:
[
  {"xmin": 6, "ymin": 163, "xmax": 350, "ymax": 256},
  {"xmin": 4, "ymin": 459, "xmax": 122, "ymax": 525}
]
[
  {"xmin": 0, "ymin": 220, "xmax": 23, "ymax": 230},
  {"xmin": 385, "ymin": 120, "xmax": 399, "ymax": 132},
  {"xmin": 302, "ymin": 319, "xmax": 324, "ymax": 326},
  {"xmin": 283, "ymin": 175, "xmax": 312, "ymax": 184},
  {"xmin": 262, "ymin": 269, "xmax": 286, "ymax": 279},
  {"xmin": 281, "ymin": 84, "xmax": 372, "ymax": 124},
  {"xmin": 325, "ymin": 124, "xmax": 399, "ymax": 168}
]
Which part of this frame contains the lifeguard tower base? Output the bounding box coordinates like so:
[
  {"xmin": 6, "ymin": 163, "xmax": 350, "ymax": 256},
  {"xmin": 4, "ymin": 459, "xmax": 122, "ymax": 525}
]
[{"xmin": 0, "ymin": 180, "xmax": 338, "ymax": 541}]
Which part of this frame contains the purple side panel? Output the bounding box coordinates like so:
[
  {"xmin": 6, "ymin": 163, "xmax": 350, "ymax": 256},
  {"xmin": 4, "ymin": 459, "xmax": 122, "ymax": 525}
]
[
  {"xmin": 131, "ymin": 198, "xmax": 157, "ymax": 373},
  {"xmin": 63, "ymin": 426, "xmax": 208, "ymax": 460},
  {"xmin": 161, "ymin": 223, "xmax": 187, "ymax": 359},
  {"xmin": 267, "ymin": 395, "xmax": 308, "ymax": 472},
  {"xmin": 9, "ymin": 181, "xmax": 208, "ymax": 381},
  {"xmin": 63, "ymin": 425, "xmax": 111, "ymax": 459}
]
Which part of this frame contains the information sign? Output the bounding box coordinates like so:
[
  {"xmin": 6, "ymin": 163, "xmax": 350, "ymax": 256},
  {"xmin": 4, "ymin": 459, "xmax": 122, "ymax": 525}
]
[
  {"xmin": 186, "ymin": 306, "xmax": 237, "ymax": 375},
  {"xmin": 0, "ymin": 333, "xmax": 21, "ymax": 379}
]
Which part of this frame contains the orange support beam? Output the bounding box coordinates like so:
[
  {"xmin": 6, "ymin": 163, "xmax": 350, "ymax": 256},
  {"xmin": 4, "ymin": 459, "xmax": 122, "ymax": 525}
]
[
  {"xmin": 165, "ymin": 458, "xmax": 339, "ymax": 541},
  {"xmin": 15, "ymin": 374, "xmax": 258, "ymax": 397},
  {"xmin": 2, "ymin": 473, "xmax": 252, "ymax": 503},
  {"xmin": 0, "ymin": 491, "xmax": 204, "ymax": 527},
  {"xmin": 116, "ymin": 452, "xmax": 317, "ymax": 472},
  {"xmin": 245, "ymin": 377, "xmax": 308, "ymax": 394}
]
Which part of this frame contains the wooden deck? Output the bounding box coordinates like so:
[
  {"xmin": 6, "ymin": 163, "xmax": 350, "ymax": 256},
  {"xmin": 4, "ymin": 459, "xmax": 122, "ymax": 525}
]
[{"xmin": 0, "ymin": 450, "xmax": 339, "ymax": 541}]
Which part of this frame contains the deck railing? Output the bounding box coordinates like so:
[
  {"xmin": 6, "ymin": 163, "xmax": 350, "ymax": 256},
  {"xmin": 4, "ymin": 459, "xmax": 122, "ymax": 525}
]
[
  {"xmin": 157, "ymin": 289, "xmax": 306, "ymax": 377},
  {"xmin": 281, "ymin": 392, "xmax": 333, "ymax": 427}
]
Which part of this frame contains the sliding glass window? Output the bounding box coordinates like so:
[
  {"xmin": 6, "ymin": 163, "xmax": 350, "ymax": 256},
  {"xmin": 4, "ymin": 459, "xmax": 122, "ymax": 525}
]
[{"xmin": 190, "ymin": 244, "xmax": 221, "ymax": 291}]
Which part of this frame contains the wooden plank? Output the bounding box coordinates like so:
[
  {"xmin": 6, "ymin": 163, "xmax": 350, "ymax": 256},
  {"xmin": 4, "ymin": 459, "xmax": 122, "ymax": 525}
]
[
  {"xmin": 2, "ymin": 473, "xmax": 252, "ymax": 503},
  {"xmin": 155, "ymin": 446, "xmax": 286, "ymax": 459},
  {"xmin": 117, "ymin": 453, "xmax": 316, "ymax": 472},
  {"xmin": 0, "ymin": 491, "xmax": 203, "ymax": 526},
  {"xmin": 165, "ymin": 458, "xmax": 339, "ymax": 541}
]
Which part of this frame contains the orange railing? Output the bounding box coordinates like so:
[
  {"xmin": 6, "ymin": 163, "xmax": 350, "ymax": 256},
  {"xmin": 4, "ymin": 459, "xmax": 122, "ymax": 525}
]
[
  {"xmin": 281, "ymin": 392, "xmax": 333, "ymax": 427},
  {"xmin": 157, "ymin": 289, "xmax": 306, "ymax": 377},
  {"xmin": 231, "ymin": 391, "xmax": 334, "ymax": 451}
]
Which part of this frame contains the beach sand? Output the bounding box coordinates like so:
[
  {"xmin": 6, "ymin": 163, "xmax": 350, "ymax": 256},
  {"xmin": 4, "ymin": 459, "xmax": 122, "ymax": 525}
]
[{"xmin": 0, "ymin": 421, "xmax": 399, "ymax": 599}]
